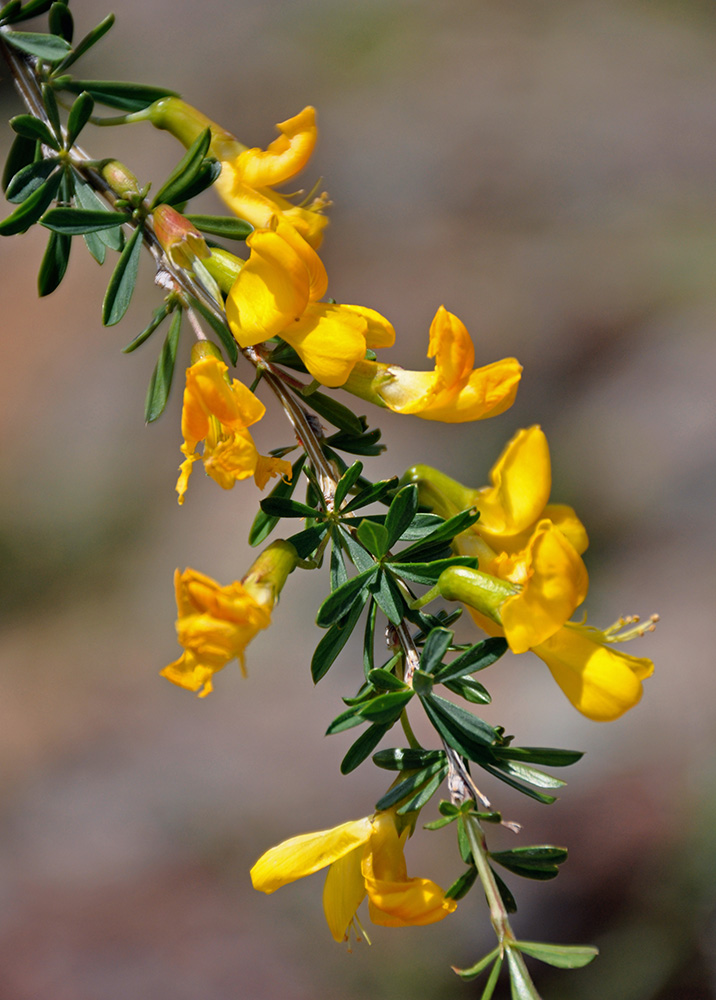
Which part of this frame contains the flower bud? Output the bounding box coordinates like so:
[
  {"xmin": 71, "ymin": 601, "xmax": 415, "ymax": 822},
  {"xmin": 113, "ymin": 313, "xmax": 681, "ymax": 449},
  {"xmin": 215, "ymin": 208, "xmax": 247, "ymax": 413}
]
[
  {"xmin": 153, "ymin": 203, "xmax": 211, "ymax": 269},
  {"xmin": 100, "ymin": 159, "xmax": 141, "ymax": 200}
]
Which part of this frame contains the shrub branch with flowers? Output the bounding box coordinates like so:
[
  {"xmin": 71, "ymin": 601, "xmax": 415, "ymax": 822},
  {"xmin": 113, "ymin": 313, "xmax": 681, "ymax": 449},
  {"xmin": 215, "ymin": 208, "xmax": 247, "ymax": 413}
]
[{"xmin": 0, "ymin": 5, "xmax": 658, "ymax": 996}]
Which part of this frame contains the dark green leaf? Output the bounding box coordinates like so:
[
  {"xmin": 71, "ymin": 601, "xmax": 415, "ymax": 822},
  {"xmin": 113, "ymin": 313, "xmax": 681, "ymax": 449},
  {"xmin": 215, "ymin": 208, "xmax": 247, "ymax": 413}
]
[
  {"xmin": 433, "ymin": 637, "xmax": 508, "ymax": 684},
  {"xmin": 10, "ymin": 113, "xmax": 59, "ymax": 149},
  {"xmin": 373, "ymin": 748, "xmax": 446, "ymax": 771},
  {"xmin": 49, "ymin": 2, "xmax": 73, "ymax": 40},
  {"xmin": 151, "ymin": 127, "xmax": 211, "ymax": 208},
  {"xmin": 479, "ymin": 762, "xmax": 557, "ymax": 805},
  {"xmin": 5, "ymin": 157, "xmax": 58, "ymax": 203},
  {"xmin": 420, "ymin": 627, "xmax": 454, "ymax": 674},
  {"xmin": 493, "ymin": 869, "xmax": 517, "ymax": 914},
  {"xmin": 506, "ymin": 948, "xmax": 541, "ymax": 1000},
  {"xmin": 15, "ymin": 0, "xmax": 54, "ymax": 16},
  {"xmin": 340, "ymin": 723, "xmax": 389, "ymax": 774},
  {"xmin": 82, "ymin": 228, "xmax": 105, "ymax": 263},
  {"xmin": 2, "ymin": 133, "xmax": 37, "ymax": 192},
  {"xmin": 385, "ymin": 484, "xmax": 418, "ymax": 548},
  {"xmin": 102, "ymin": 223, "xmax": 142, "ymax": 325},
  {"xmin": 336, "ymin": 526, "xmax": 375, "ymax": 573},
  {"xmin": 492, "ymin": 846, "xmax": 568, "ymax": 870},
  {"xmin": 0, "ymin": 169, "xmax": 61, "ymax": 235},
  {"xmin": 334, "ymin": 460, "xmax": 363, "ymax": 510},
  {"xmin": 316, "ymin": 566, "xmax": 377, "ymax": 628},
  {"xmin": 284, "ymin": 525, "xmax": 325, "ymax": 559},
  {"xmin": 172, "ymin": 159, "xmax": 221, "ymax": 205},
  {"xmin": 66, "ymin": 91, "xmax": 94, "ymax": 146},
  {"xmin": 41, "ymin": 206, "xmax": 127, "ymax": 234},
  {"xmin": 385, "ymin": 555, "xmax": 477, "ymax": 586},
  {"xmin": 367, "ymin": 668, "xmax": 406, "ymax": 692},
  {"xmin": 3, "ymin": 29, "xmax": 71, "ymax": 61},
  {"xmin": 420, "ymin": 693, "xmax": 497, "ymax": 762},
  {"xmin": 412, "ymin": 670, "xmax": 433, "ymax": 697},
  {"xmin": 494, "ymin": 746, "xmax": 584, "ymax": 768},
  {"xmin": 445, "ymin": 864, "xmax": 478, "ymax": 901},
  {"xmin": 259, "ymin": 496, "xmax": 320, "ymax": 519},
  {"xmin": 58, "ymin": 79, "xmax": 179, "ymax": 113},
  {"xmin": 341, "ymin": 477, "xmax": 399, "ymax": 513},
  {"xmin": 491, "ymin": 760, "xmax": 566, "ymax": 791},
  {"xmin": 515, "ymin": 942, "xmax": 598, "ymax": 970},
  {"xmin": 290, "ymin": 385, "xmax": 363, "ymax": 434},
  {"xmin": 186, "ymin": 295, "xmax": 238, "ymax": 366},
  {"xmin": 37, "ymin": 228, "xmax": 70, "ymax": 296},
  {"xmin": 330, "ymin": 544, "xmax": 347, "ymax": 592},
  {"xmin": 311, "ymin": 590, "xmax": 368, "ymax": 683},
  {"xmin": 325, "ymin": 707, "xmax": 364, "ymax": 735},
  {"xmin": 397, "ymin": 512, "xmax": 445, "ymax": 540},
  {"xmin": 0, "ymin": 1, "xmax": 23, "ymax": 22},
  {"xmin": 325, "ymin": 423, "xmax": 384, "ymax": 457},
  {"xmin": 356, "ymin": 518, "xmax": 388, "ymax": 558},
  {"xmin": 453, "ymin": 948, "xmax": 502, "ymax": 985},
  {"xmin": 122, "ymin": 303, "xmax": 172, "ymax": 353},
  {"xmin": 185, "ymin": 214, "xmax": 252, "ymax": 240},
  {"xmin": 73, "ymin": 176, "xmax": 123, "ymax": 250},
  {"xmin": 396, "ymin": 507, "xmax": 480, "ymax": 561},
  {"xmin": 444, "ymin": 676, "xmax": 492, "ymax": 705},
  {"xmin": 40, "ymin": 84, "xmax": 62, "ymax": 142},
  {"xmin": 144, "ymin": 310, "xmax": 182, "ymax": 422},
  {"xmin": 363, "ymin": 600, "xmax": 377, "ymax": 677},
  {"xmin": 396, "ymin": 767, "xmax": 448, "ymax": 813},
  {"xmin": 248, "ymin": 454, "xmax": 305, "ymax": 545},
  {"xmin": 53, "ymin": 13, "xmax": 114, "ymax": 73},
  {"xmin": 369, "ymin": 569, "xmax": 405, "ymax": 625},
  {"xmin": 357, "ymin": 689, "xmax": 413, "ymax": 724}
]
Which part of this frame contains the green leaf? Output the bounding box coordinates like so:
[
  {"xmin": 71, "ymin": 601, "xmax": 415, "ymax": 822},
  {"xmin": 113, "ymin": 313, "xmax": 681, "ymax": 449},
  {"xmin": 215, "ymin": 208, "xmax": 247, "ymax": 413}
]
[
  {"xmin": 443, "ymin": 676, "xmax": 491, "ymax": 705},
  {"xmin": 396, "ymin": 767, "xmax": 448, "ymax": 813},
  {"xmin": 445, "ymin": 864, "xmax": 478, "ymax": 901},
  {"xmin": 49, "ymin": 2, "xmax": 73, "ymax": 40},
  {"xmin": 333, "ymin": 460, "xmax": 363, "ymax": 510},
  {"xmin": 37, "ymin": 228, "xmax": 70, "ymax": 296},
  {"xmin": 479, "ymin": 762, "xmax": 558, "ymax": 805},
  {"xmin": 290, "ymin": 385, "xmax": 363, "ymax": 434},
  {"xmin": 420, "ymin": 693, "xmax": 497, "ymax": 759},
  {"xmin": 329, "ymin": 542, "xmax": 347, "ymax": 591},
  {"xmin": 385, "ymin": 555, "xmax": 476, "ymax": 586},
  {"xmin": 185, "ymin": 214, "xmax": 252, "ymax": 240},
  {"xmin": 284, "ymin": 525, "xmax": 325, "ymax": 559},
  {"xmin": 53, "ymin": 13, "xmax": 114, "ymax": 73},
  {"xmin": 325, "ymin": 422, "xmax": 384, "ymax": 457},
  {"xmin": 82, "ymin": 228, "xmax": 105, "ymax": 264},
  {"xmin": 363, "ymin": 600, "xmax": 377, "ymax": 677},
  {"xmin": 259, "ymin": 496, "xmax": 320, "ymax": 519},
  {"xmin": 248, "ymin": 454, "xmax": 306, "ymax": 545},
  {"xmin": 453, "ymin": 946, "xmax": 500, "ymax": 983},
  {"xmin": 494, "ymin": 746, "xmax": 584, "ymax": 767},
  {"xmin": 506, "ymin": 947, "xmax": 541, "ymax": 1000},
  {"xmin": 396, "ymin": 512, "xmax": 445, "ymax": 540},
  {"xmin": 0, "ymin": 1, "xmax": 23, "ymax": 23},
  {"xmin": 186, "ymin": 294, "xmax": 238, "ymax": 366},
  {"xmin": 412, "ymin": 670, "xmax": 433, "ymax": 697},
  {"xmin": 5, "ymin": 157, "xmax": 58, "ymax": 203},
  {"xmin": 41, "ymin": 84, "xmax": 62, "ymax": 142},
  {"xmin": 73, "ymin": 176, "xmax": 123, "ymax": 250},
  {"xmin": 151, "ymin": 127, "xmax": 211, "ymax": 208},
  {"xmin": 515, "ymin": 941, "xmax": 598, "ymax": 970},
  {"xmin": 144, "ymin": 309, "xmax": 182, "ymax": 422},
  {"xmin": 316, "ymin": 566, "xmax": 378, "ymax": 628},
  {"xmin": 396, "ymin": 507, "xmax": 480, "ymax": 561},
  {"xmin": 493, "ymin": 869, "xmax": 517, "ymax": 914},
  {"xmin": 172, "ymin": 159, "xmax": 221, "ymax": 205},
  {"xmin": 41, "ymin": 206, "xmax": 127, "ymax": 234},
  {"xmin": 122, "ymin": 303, "xmax": 172, "ymax": 353},
  {"xmin": 369, "ymin": 569, "xmax": 405, "ymax": 625},
  {"xmin": 340, "ymin": 723, "xmax": 389, "ymax": 774},
  {"xmin": 373, "ymin": 748, "xmax": 446, "ymax": 771},
  {"xmin": 337, "ymin": 526, "xmax": 375, "ymax": 573},
  {"xmin": 325, "ymin": 706, "xmax": 364, "ymax": 735},
  {"xmin": 15, "ymin": 0, "xmax": 54, "ymax": 17},
  {"xmin": 356, "ymin": 518, "xmax": 388, "ymax": 558},
  {"xmin": 433, "ymin": 637, "xmax": 508, "ymax": 683},
  {"xmin": 341, "ymin": 477, "xmax": 399, "ymax": 513},
  {"xmin": 311, "ymin": 590, "xmax": 369, "ymax": 683},
  {"xmin": 58, "ymin": 79, "xmax": 179, "ymax": 112},
  {"xmin": 384, "ymin": 484, "xmax": 418, "ymax": 548},
  {"xmin": 0, "ymin": 169, "xmax": 61, "ymax": 235},
  {"xmin": 357, "ymin": 689, "xmax": 413, "ymax": 725},
  {"xmin": 366, "ymin": 668, "xmax": 406, "ymax": 692},
  {"xmin": 65, "ymin": 91, "xmax": 94, "ymax": 146},
  {"xmin": 2, "ymin": 133, "xmax": 37, "ymax": 192},
  {"xmin": 102, "ymin": 223, "xmax": 142, "ymax": 325},
  {"xmin": 3, "ymin": 29, "xmax": 71, "ymax": 62},
  {"xmin": 10, "ymin": 113, "xmax": 59, "ymax": 149},
  {"xmin": 420, "ymin": 627, "xmax": 454, "ymax": 674},
  {"xmin": 479, "ymin": 956, "xmax": 503, "ymax": 1000},
  {"xmin": 491, "ymin": 760, "xmax": 566, "ymax": 791},
  {"xmin": 491, "ymin": 846, "xmax": 568, "ymax": 880}
]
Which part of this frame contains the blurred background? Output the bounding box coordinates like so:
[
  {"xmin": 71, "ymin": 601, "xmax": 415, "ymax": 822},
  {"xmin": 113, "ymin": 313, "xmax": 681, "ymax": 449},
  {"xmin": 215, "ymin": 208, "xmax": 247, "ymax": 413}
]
[{"xmin": 1, "ymin": 0, "xmax": 714, "ymax": 997}]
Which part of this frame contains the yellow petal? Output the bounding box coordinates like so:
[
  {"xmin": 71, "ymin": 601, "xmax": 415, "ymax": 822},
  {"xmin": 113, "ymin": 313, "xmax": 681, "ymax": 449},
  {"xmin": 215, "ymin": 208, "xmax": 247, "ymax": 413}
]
[
  {"xmin": 233, "ymin": 107, "xmax": 317, "ymax": 187},
  {"xmin": 322, "ymin": 847, "xmax": 366, "ymax": 942},
  {"xmin": 366, "ymin": 875, "xmax": 457, "ymax": 927},
  {"xmin": 273, "ymin": 220, "xmax": 327, "ymax": 301},
  {"xmin": 427, "ymin": 306, "xmax": 475, "ymax": 390},
  {"xmin": 543, "ymin": 503, "xmax": 589, "ymax": 555},
  {"xmin": 203, "ymin": 430, "xmax": 259, "ymax": 490},
  {"xmin": 476, "ymin": 426, "xmax": 551, "ymax": 537},
  {"xmin": 419, "ymin": 358, "xmax": 522, "ymax": 423},
  {"xmin": 254, "ymin": 454, "xmax": 292, "ymax": 490},
  {"xmin": 340, "ymin": 304, "xmax": 395, "ymax": 349},
  {"xmin": 280, "ymin": 303, "xmax": 368, "ymax": 387},
  {"xmin": 500, "ymin": 521, "xmax": 589, "ymax": 654},
  {"xmin": 160, "ymin": 650, "xmax": 215, "ymax": 697},
  {"xmin": 250, "ymin": 818, "xmax": 374, "ymax": 894},
  {"xmin": 534, "ymin": 625, "xmax": 654, "ymax": 722}
]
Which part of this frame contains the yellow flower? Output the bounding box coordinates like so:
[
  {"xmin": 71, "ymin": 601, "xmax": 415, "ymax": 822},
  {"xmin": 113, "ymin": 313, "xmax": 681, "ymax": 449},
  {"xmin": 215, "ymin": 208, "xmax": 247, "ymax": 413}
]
[
  {"xmin": 225, "ymin": 220, "xmax": 395, "ymax": 388},
  {"xmin": 176, "ymin": 349, "xmax": 290, "ymax": 503},
  {"xmin": 161, "ymin": 568, "xmax": 272, "ymax": 696},
  {"xmin": 343, "ymin": 305, "xmax": 522, "ymax": 422},
  {"xmin": 250, "ymin": 810, "xmax": 457, "ymax": 942},
  {"xmin": 146, "ymin": 98, "xmax": 328, "ymax": 247}
]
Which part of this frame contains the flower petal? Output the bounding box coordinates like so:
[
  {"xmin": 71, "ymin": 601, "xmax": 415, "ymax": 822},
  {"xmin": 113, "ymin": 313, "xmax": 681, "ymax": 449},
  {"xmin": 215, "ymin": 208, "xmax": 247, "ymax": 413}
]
[
  {"xmin": 234, "ymin": 107, "xmax": 317, "ymax": 187},
  {"xmin": 476, "ymin": 426, "xmax": 552, "ymax": 537},
  {"xmin": 280, "ymin": 303, "xmax": 368, "ymax": 387},
  {"xmin": 322, "ymin": 847, "xmax": 367, "ymax": 942},
  {"xmin": 366, "ymin": 875, "xmax": 457, "ymax": 927}
]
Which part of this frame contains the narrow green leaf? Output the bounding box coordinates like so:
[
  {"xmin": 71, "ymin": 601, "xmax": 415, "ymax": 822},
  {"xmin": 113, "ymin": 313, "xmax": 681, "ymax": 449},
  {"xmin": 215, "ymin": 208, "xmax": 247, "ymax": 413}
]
[
  {"xmin": 316, "ymin": 566, "xmax": 378, "ymax": 628},
  {"xmin": 41, "ymin": 206, "xmax": 127, "ymax": 234},
  {"xmin": 452, "ymin": 946, "xmax": 500, "ymax": 983},
  {"xmin": 248, "ymin": 454, "xmax": 305, "ymax": 545},
  {"xmin": 515, "ymin": 941, "xmax": 598, "ymax": 970},
  {"xmin": 5, "ymin": 157, "xmax": 58, "ymax": 203},
  {"xmin": 506, "ymin": 947, "xmax": 541, "ymax": 1000},
  {"xmin": 290, "ymin": 385, "xmax": 363, "ymax": 435},
  {"xmin": 396, "ymin": 767, "xmax": 448, "ymax": 813},
  {"xmin": 356, "ymin": 518, "xmax": 388, "ymax": 558},
  {"xmin": 325, "ymin": 707, "xmax": 364, "ymax": 735},
  {"xmin": 37, "ymin": 228, "xmax": 70, "ymax": 296},
  {"xmin": 186, "ymin": 294, "xmax": 238, "ymax": 366},
  {"xmin": 341, "ymin": 477, "xmax": 399, "ymax": 513},
  {"xmin": 82, "ymin": 229, "xmax": 105, "ymax": 264},
  {"xmin": 397, "ymin": 507, "xmax": 480, "ymax": 561},
  {"xmin": 311, "ymin": 590, "xmax": 368, "ymax": 683},
  {"xmin": 479, "ymin": 762, "xmax": 558, "ymax": 805},
  {"xmin": 444, "ymin": 676, "xmax": 491, "ymax": 705},
  {"xmin": 337, "ymin": 526, "xmax": 375, "ymax": 573},
  {"xmin": 0, "ymin": 1, "xmax": 23, "ymax": 22},
  {"xmin": 330, "ymin": 543, "xmax": 348, "ymax": 592},
  {"xmin": 73, "ymin": 176, "xmax": 123, "ymax": 249},
  {"xmin": 373, "ymin": 748, "xmax": 446, "ymax": 771},
  {"xmin": 53, "ymin": 13, "xmax": 114, "ymax": 73},
  {"xmin": 15, "ymin": 0, "xmax": 54, "ymax": 16},
  {"xmin": 492, "ymin": 846, "xmax": 568, "ymax": 866},
  {"xmin": 144, "ymin": 310, "xmax": 182, "ymax": 422},
  {"xmin": 445, "ymin": 864, "xmax": 478, "ymax": 901},
  {"xmin": 40, "ymin": 82, "xmax": 62, "ymax": 143},
  {"xmin": 0, "ymin": 169, "xmax": 61, "ymax": 235},
  {"xmin": 185, "ymin": 214, "xmax": 252, "ymax": 240},
  {"xmin": 492, "ymin": 760, "xmax": 566, "ymax": 791},
  {"xmin": 58, "ymin": 79, "xmax": 179, "ymax": 112},
  {"xmin": 151, "ymin": 127, "xmax": 211, "ymax": 208},
  {"xmin": 334, "ymin": 460, "xmax": 363, "ymax": 510},
  {"xmin": 325, "ymin": 422, "xmax": 384, "ymax": 457},
  {"xmin": 363, "ymin": 600, "xmax": 377, "ymax": 677},
  {"xmin": 340, "ymin": 723, "xmax": 389, "ymax": 774},
  {"xmin": 494, "ymin": 746, "xmax": 584, "ymax": 767},
  {"xmin": 2, "ymin": 133, "xmax": 37, "ymax": 192},
  {"xmin": 396, "ymin": 512, "xmax": 445, "ymax": 540},
  {"xmin": 10, "ymin": 113, "xmax": 59, "ymax": 149},
  {"xmin": 386, "ymin": 555, "xmax": 477, "ymax": 586},
  {"xmin": 422, "ymin": 693, "xmax": 497, "ymax": 749},
  {"xmin": 172, "ymin": 159, "xmax": 221, "ymax": 205},
  {"xmin": 284, "ymin": 525, "xmax": 325, "ymax": 559},
  {"xmin": 357, "ymin": 689, "xmax": 413, "ymax": 724},
  {"xmin": 122, "ymin": 304, "xmax": 172, "ymax": 353},
  {"xmin": 367, "ymin": 668, "xmax": 406, "ymax": 692},
  {"xmin": 384, "ymin": 484, "xmax": 418, "ymax": 548},
  {"xmin": 420, "ymin": 627, "xmax": 454, "ymax": 674},
  {"xmin": 66, "ymin": 91, "xmax": 94, "ymax": 146},
  {"xmin": 433, "ymin": 637, "xmax": 508, "ymax": 683},
  {"xmin": 412, "ymin": 669, "xmax": 433, "ymax": 697},
  {"xmin": 49, "ymin": 2, "xmax": 73, "ymax": 40},
  {"xmin": 369, "ymin": 569, "xmax": 405, "ymax": 625},
  {"xmin": 493, "ymin": 869, "xmax": 518, "ymax": 914},
  {"xmin": 479, "ymin": 957, "xmax": 504, "ymax": 999},
  {"xmin": 102, "ymin": 224, "xmax": 142, "ymax": 325},
  {"xmin": 3, "ymin": 29, "xmax": 71, "ymax": 62},
  {"xmin": 259, "ymin": 496, "xmax": 320, "ymax": 519}
]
